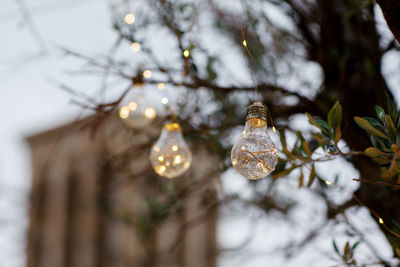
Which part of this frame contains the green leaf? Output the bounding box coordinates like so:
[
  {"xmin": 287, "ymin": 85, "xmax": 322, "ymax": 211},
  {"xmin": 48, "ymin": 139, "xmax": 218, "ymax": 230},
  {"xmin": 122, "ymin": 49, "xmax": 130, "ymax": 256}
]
[
  {"xmin": 328, "ymin": 101, "xmax": 342, "ymax": 133},
  {"xmin": 328, "ymin": 103, "xmax": 336, "ymax": 130},
  {"xmin": 333, "ymin": 240, "xmax": 340, "ymax": 255},
  {"xmin": 315, "ymin": 118, "xmax": 330, "ymax": 133},
  {"xmin": 350, "ymin": 241, "xmax": 360, "ymax": 252},
  {"xmin": 385, "ymin": 115, "xmax": 396, "ymax": 143},
  {"xmin": 306, "ymin": 113, "xmax": 330, "ymax": 136},
  {"xmin": 354, "ymin": 117, "xmax": 388, "ymax": 139},
  {"xmin": 365, "ymin": 147, "xmax": 390, "ymax": 157},
  {"xmin": 370, "ymin": 135, "xmax": 390, "ymax": 152},
  {"xmin": 364, "ymin": 117, "xmax": 385, "ymax": 132},
  {"xmin": 307, "ymin": 164, "xmax": 316, "ymax": 187},
  {"xmin": 386, "ymin": 91, "xmax": 398, "ymax": 124},
  {"xmin": 375, "ymin": 105, "xmax": 386, "ymax": 122}
]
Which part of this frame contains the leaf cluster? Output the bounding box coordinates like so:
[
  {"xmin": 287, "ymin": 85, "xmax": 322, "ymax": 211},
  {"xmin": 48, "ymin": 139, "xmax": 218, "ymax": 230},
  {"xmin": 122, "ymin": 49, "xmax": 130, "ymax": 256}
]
[{"xmin": 354, "ymin": 94, "xmax": 400, "ymax": 177}]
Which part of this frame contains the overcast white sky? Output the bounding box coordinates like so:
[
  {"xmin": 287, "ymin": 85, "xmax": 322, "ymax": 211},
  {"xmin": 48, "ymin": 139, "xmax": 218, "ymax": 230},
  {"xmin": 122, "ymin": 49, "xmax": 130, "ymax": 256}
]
[{"xmin": 0, "ymin": 1, "xmax": 399, "ymax": 267}]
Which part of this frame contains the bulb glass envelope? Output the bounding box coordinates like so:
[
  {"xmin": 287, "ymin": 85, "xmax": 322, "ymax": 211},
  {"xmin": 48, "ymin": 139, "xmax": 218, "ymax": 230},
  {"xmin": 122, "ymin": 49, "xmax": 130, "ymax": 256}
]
[
  {"xmin": 119, "ymin": 85, "xmax": 157, "ymax": 129},
  {"xmin": 231, "ymin": 102, "xmax": 278, "ymax": 180},
  {"xmin": 150, "ymin": 122, "xmax": 192, "ymax": 178}
]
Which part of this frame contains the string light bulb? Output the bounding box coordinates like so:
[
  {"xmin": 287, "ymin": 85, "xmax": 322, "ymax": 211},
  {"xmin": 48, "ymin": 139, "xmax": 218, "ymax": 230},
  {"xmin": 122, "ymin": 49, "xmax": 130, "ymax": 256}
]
[
  {"xmin": 150, "ymin": 122, "xmax": 192, "ymax": 178},
  {"xmin": 157, "ymin": 83, "xmax": 165, "ymax": 90},
  {"xmin": 130, "ymin": 42, "xmax": 141, "ymax": 52},
  {"xmin": 183, "ymin": 49, "xmax": 190, "ymax": 58},
  {"xmin": 231, "ymin": 101, "xmax": 278, "ymax": 180},
  {"xmin": 143, "ymin": 70, "xmax": 152, "ymax": 79},
  {"xmin": 119, "ymin": 85, "xmax": 157, "ymax": 128},
  {"xmin": 124, "ymin": 13, "xmax": 135, "ymax": 24}
]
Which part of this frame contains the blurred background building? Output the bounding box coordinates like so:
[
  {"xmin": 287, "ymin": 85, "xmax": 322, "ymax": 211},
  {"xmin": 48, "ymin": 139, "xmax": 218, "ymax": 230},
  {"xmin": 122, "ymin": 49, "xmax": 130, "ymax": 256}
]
[{"xmin": 26, "ymin": 116, "xmax": 217, "ymax": 267}]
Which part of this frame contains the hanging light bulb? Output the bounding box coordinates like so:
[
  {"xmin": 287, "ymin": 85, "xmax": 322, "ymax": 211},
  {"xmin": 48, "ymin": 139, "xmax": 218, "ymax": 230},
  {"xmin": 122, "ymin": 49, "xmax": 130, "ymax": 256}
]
[
  {"xmin": 150, "ymin": 122, "xmax": 192, "ymax": 179},
  {"xmin": 119, "ymin": 85, "xmax": 157, "ymax": 129},
  {"xmin": 231, "ymin": 101, "xmax": 278, "ymax": 180}
]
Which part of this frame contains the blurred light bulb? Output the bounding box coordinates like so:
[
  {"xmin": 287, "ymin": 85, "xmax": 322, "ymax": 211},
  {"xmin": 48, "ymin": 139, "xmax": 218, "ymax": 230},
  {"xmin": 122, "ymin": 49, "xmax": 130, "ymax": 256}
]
[
  {"xmin": 119, "ymin": 87, "xmax": 157, "ymax": 128},
  {"xmin": 124, "ymin": 13, "xmax": 135, "ymax": 24},
  {"xmin": 143, "ymin": 70, "xmax": 152, "ymax": 79},
  {"xmin": 150, "ymin": 122, "xmax": 192, "ymax": 178},
  {"xmin": 130, "ymin": 42, "xmax": 141, "ymax": 52},
  {"xmin": 144, "ymin": 107, "xmax": 156, "ymax": 119},
  {"xmin": 242, "ymin": 40, "xmax": 247, "ymax": 47},
  {"xmin": 231, "ymin": 101, "xmax": 278, "ymax": 180},
  {"xmin": 157, "ymin": 83, "xmax": 165, "ymax": 90},
  {"xmin": 161, "ymin": 97, "xmax": 168, "ymax": 104},
  {"xmin": 183, "ymin": 49, "xmax": 190, "ymax": 58}
]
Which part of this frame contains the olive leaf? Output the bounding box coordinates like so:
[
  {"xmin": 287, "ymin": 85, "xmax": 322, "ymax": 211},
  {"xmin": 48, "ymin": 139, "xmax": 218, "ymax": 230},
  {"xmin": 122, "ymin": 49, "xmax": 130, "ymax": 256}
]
[{"xmin": 354, "ymin": 117, "xmax": 388, "ymax": 139}]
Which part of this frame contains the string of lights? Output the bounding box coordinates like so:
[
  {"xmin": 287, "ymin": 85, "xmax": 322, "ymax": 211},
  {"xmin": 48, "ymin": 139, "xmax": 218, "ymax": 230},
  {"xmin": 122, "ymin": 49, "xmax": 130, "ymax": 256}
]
[{"xmin": 116, "ymin": 3, "xmax": 399, "ymax": 241}]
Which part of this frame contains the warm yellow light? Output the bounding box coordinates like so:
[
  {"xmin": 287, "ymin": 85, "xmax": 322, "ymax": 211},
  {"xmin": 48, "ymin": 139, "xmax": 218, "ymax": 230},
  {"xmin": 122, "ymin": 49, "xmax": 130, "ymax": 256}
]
[
  {"xmin": 325, "ymin": 181, "xmax": 332, "ymax": 185},
  {"xmin": 161, "ymin": 97, "xmax": 168, "ymax": 104},
  {"xmin": 242, "ymin": 40, "xmax": 247, "ymax": 47},
  {"xmin": 144, "ymin": 107, "xmax": 156, "ymax": 119},
  {"xmin": 157, "ymin": 83, "xmax": 165, "ymax": 90},
  {"xmin": 164, "ymin": 123, "xmax": 181, "ymax": 131},
  {"xmin": 130, "ymin": 42, "xmax": 141, "ymax": 52},
  {"xmin": 156, "ymin": 165, "xmax": 166, "ymax": 174},
  {"xmin": 143, "ymin": 70, "xmax": 152, "ymax": 79},
  {"xmin": 128, "ymin": 101, "xmax": 137, "ymax": 111},
  {"xmin": 231, "ymin": 101, "xmax": 278, "ymax": 180},
  {"xmin": 379, "ymin": 218, "xmax": 384, "ymax": 224},
  {"xmin": 272, "ymin": 126, "xmax": 277, "ymax": 133},
  {"xmin": 119, "ymin": 106, "xmax": 129, "ymax": 119},
  {"xmin": 150, "ymin": 122, "xmax": 192, "ymax": 178},
  {"xmin": 174, "ymin": 155, "xmax": 182, "ymax": 165},
  {"xmin": 183, "ymin": 49, "xmax": 190, "ymax": 58},
  {"xmin": 124, "ymin": 13, "xmax": 135, "ymax": 24}
]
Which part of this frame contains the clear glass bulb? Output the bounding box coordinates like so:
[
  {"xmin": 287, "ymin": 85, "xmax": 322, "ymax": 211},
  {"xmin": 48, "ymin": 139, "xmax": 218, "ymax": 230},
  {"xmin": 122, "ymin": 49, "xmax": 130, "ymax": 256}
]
[
  {"xmin": 150, "ymin": 122, "xmax": 192, "ymax": 179},
  {"xmin": 119, "ymin": 86, "xmax": 157, "ymax": 129},
  {"xmin": 231, "ymin": 102, "xmax": 278, "ymax": 180}
]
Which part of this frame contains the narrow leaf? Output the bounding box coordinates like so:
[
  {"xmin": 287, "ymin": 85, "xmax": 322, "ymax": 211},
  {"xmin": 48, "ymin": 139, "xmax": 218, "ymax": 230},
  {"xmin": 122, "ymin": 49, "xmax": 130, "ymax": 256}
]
[
  {"xmin": 375, "ymin": 105, "xmax": 386, "ymax": 122},
  {"xmin": 354, "ymin": 117, "xmax": 388, "ymax": 139},
  {"xmin": 335, "ymin": 127, "xmax": 342, "ymax": 144},
  {"xmin": 306, "ymin": 113, "xmax": 329, "ymax": 135},
  {"xmin": 307, "ymin": 164, "xmax": 316, "ymax": 187},
  {"xmin": 385, "ymin": 115, "xmax": 396, "ymax": 142},
  {"xmin": 386, "ymin": 91, "xmax": 398, "ymax": 124},
  {"xmin": 302, "ymin": 140, "xmax": 312, "ymax": 157},
  {"xmin": 344, "ymin": 241, "xmax": 349, "ymax": 255},
  {"xmin": 333, "ymin": 240, "xmax": 340, "ymax": 255},
  {"xmin": 351, "ymin": 241, "xmax": 360, "ymax": 252},
  {"xmin": 365, "ymin": 147, "xmax": 390, "ymax": 157},
  {"xmin": 336, "ymin": 102, "xmax": 342, "ymax": 128},
  {"xmin": 272, "ymin": 165, "xmax": 297, "ymax": 179},
  {"xmin": 311, "ymin": 133, "xmax": 330, "ymax": 144},
  {"xmin": 298, "ymin": 170, "xmax": 304, "ymax": 188}
]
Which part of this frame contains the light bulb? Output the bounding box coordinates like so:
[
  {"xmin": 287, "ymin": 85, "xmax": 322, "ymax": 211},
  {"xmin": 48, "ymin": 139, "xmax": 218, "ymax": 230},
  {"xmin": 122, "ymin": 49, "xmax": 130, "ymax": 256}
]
[
  {"xmin": 150, "ymin": 122, "xmax": 192, "ymax": 179},
  {"xmin": 231, "ymin": 101, "xmax": 278, "ymax": 180},
  {"xmin": 119, "ymin": 86, "xmax": 157, "ymax": 129}
]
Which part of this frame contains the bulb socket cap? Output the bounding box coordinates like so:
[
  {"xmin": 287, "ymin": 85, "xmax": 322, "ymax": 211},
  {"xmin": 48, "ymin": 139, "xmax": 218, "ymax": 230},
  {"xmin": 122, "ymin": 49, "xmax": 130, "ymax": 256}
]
[{"xmin": 246, "ymin": 101, "xmax": 268, "ymax": 121}]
